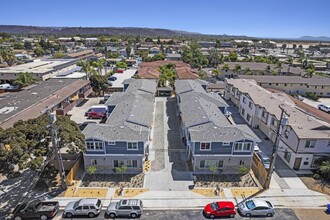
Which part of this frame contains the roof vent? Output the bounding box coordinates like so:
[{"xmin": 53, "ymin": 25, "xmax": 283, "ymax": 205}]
[
  {"xmin": 120, "ymin": 126, "xmax": 124, "ymax": 129},
  {"xmin": 31, "ymin": 92, "xmax": 38, "ymax": 95}
]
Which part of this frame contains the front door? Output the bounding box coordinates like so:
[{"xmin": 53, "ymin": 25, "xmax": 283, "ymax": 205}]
[{"xmin": 293, "ymin": 158, "xmax": 302, "ymax": 170}]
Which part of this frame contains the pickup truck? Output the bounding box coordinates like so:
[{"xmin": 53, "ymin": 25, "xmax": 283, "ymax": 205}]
[{"xmin": 12, "ymin": 199, "xmax": 59, "ymax": 220}]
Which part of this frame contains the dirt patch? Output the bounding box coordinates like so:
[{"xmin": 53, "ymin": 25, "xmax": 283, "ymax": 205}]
[
  {"xmin": 114, "ymin": 188, "xmax": 149, "ymax": 198},
  {"xmin": 191, "ymin": 188, "xmax": 224, "ymax": 197},
  {"xmin": 81, "ymin": 173, "xmax": 144, "ymax": 188},
  {"xmin": 231, "ymin": 188, "xmax": 260, "ymax": 197},
  {"xmin": 194, "ymin": 173, "xmax": 258, "ymax": 188},
  {"xmin": 299, "ymin": 175, "xmax": 330, "ymax": 195}
]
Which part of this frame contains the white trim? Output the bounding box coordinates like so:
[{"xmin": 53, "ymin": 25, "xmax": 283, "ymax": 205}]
[
  {"xmin": 194, "ymin": 154, "xmax": 251, "ymax": 157},
  {"xmin": 233, "ymin": 142, "xmax": 252, "ymax": 152}
]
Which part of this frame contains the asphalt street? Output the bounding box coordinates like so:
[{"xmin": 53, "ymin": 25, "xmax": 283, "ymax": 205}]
[{"xmin": 54, "ymin": 209, "xmax": 299, "ymax": 220}]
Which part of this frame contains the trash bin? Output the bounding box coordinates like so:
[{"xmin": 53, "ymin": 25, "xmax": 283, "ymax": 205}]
[{"xmin": 327, "ymin": 204, "xmax": 330, "ymax": 214}]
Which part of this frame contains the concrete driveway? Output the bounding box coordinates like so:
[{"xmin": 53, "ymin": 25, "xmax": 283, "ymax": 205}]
[{"xmin": 68, "ymin": 97, "xmax": 103, "ymax": 124}]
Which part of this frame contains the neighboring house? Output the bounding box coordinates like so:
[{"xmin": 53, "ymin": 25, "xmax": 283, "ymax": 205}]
[
  {"xmin": 83, "ymin": 79, "xmax": 157, "ymax": 173},
  {"xmin": 175, "ymin": 80, "xmax": 260, "ymax": 174},
  {"xmin": 149, "ymin": 47, "xmax": 160, "ymax": 54},
  {"xmin": 224, "ymin": 78, "xmax": 330, "ymax": 171},
  {"xmin": 0, "ymin": 78, "xmax": 92, "ymax": 129},
  {"xmin": 166, "ymin": 53, "xmax": 181, "ymax": 61},
  {"xmin": 63, "ymin": 49, "xmax": 95, "ymax": 61},
  {"xmin": 238, "ymin": 75, "xmax": 330, "ymax": 97},
  {"xmin": 0, "ymin": 59, "xmax": 77, "ymax": 83}
]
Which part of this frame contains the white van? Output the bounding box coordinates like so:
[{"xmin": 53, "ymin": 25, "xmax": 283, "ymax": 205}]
[{"xmin": 318, "ymin": 104, "xmax": 330, "ymax": 113}]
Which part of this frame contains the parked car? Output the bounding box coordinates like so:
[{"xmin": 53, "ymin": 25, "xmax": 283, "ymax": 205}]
[
  {"xmin": 256, "ymin": 151, "xmax": 271, "ymax": 170},
  {"xmin": 78, "ymin": 121, "xmax": 97, "ymax": 131},
  {"xmin": 108, "ymin": 76, "xmax": 117, "ymax": 81},
  {"xmin": 63, "ymin": 198, "xmax": 102, "ymax": 218},
  {"xmin": 12, "ymin": 199, "xmax": 59, "ymax": 220},
  {"xmin": 318, "ymin": 104, "xmax": 330, "ymax": 113},
  {"xmin": 85, "ymin": 105, "xmax": 107, "ymax": 119},
  {"xmin": 238, "ymin": 199, "xmax": 275, "ymax": 217},
  {"xmin": 99, "ymin": 94, "xmax": 111, "ymax": 104},
  {"xmin": 106, "ymin": 199, "xmax": 143, "ymax": 218},
  {"xmin": 203, "ymin": 201, "xmax": 236, "ymax": 218},
  {"xmin": 295, "ymin": 95, "xmax": 304, "ymax": 101}
]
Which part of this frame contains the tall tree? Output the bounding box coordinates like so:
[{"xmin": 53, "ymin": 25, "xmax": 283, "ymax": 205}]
[
  {"xmin": 89, "ymin": 74, "xmax": 108, "ymax": 95},
  {"xmin": 14, "ymin": 72, "xmax": 35, "ymax": 88},
  {"xmin": 24, "ymin": 41, "xmax": 32, "ymax": 50},
  {"xmin": 181, "ymin": 43, "xmax": 208, "ymax": 68},
  {"xmin": 0, "ymin": 49, "xmax": 16, "ymax": 66}
]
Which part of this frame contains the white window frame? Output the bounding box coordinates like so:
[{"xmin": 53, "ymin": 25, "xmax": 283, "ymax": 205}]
[
  {"xmin": 127, "ymin": 142, "xmax": 138, "ymax": 150},
  {"xmin": 199, "ymin": 160, "xmax": 224, "ymax": 169},
  {"xmin": 234, "ymin": 142, "xmax": 252, "ymax": 152},
  {"xmin": 86, "ymin": 140, "xmax": 103, "ymax": 151},
  {"xmin": 108, "ymin": 141, "xmax": 116, "ymax": 145},
  {"xmin": 200, "ymin": 142, "xmax": 211, "ymax": 151},
  {"xmin": 127, "ymin": 160, "xmax": 138, "ymax": 168},
  {"xmin": 305, "ymin": 140, "xmax": 316, "ymax": 148},
  {"xmin": 91, "ymin": 159, "xmax": 97, "ymax": 166},
  {"xmin": 113, "ymin": 160, "xmax": 125, "ymax": 168}
]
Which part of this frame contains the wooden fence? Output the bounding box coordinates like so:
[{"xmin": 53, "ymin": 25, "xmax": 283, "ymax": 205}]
[
  {"xmin": 251, "ymin": 153, "xmax": 268, "ymax": 187},
  {"xmin": 66, "ymin": 153, "xmax": 83, "ymax": 185}
]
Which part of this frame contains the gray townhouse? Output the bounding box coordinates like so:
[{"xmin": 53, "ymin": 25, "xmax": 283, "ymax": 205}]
[
  {"xmin": 175, "ymin": 80, "xmax": 261, "ymax": 174},
  {"xmin": 225, "ymin": 78, "xmax": 330, "ymax": 171},
  {"xmin": 83, "ymin": 79, "xmax": 157, "ymax": 173}
]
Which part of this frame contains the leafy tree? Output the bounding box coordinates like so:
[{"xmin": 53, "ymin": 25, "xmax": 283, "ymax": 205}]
[
  {"xmin": 23, "ymin": 41, "xmax": 32, "ymax": 50},
  {"xmin": 209, "ymin": 165, "xmax": 218, "ymax": 182},
  {"xmin": 92, "ymin": 59, "xmax": 106, "ymax": 74},
  {"xmin": 227, "ymin": 51, "xmax": 238, "ymax": 62},
  {"xmin": 158, "ymin": 64, "xmax": 176, "ymax": 87},
  {"xmin": 89, "ymin": 74, "xmax": 108, "ymax": 95},
  {"xmin": 39, "ymin": 38, "xmax": 48, "ymax": 50},
  {"xmin": 53, "ymin": 51, "xmax": 65, "ymax": 59},
  {"xmin": 234, "ymin": 64, "xmax": 241, "ymax": 73},
  {"xmin": 116, "ymin": 61, "xmax": 128, "ymax": 69},
  {"xmin": 126, "ymin": 45, "xmax": 131, "ymax": 58},
  {"xmin": 244, "ymin": 67, "xmax": 252, "ymax": 75},
  {"xmin": 145, "ymin": 37, "xmax": 153, "ymax": 42},
  {"xmin": 115, "ymin": 165, "xmax": 127, "ymax": 180},
  {"xmin": 108, "ymin": 51, "xmax": 120, "ymax": 58},
  {"xmin": 14, "ymin": 72, "xmax": 35, "ymax": 88},
  {"xmin": 222, "ymin": 64, "xmax": 229, "ymax": 71},
  {"xmin": 86, "ymin": 165, "xmax": 97, "ymax": 178},
  {"xmin": 212, "ymin": 69, "xmax": 221, "ymax": 78},
  {"xmin": 181, "ymin": 43, "xmax": 208, "ymax": 68},
  {"xmin": 0, "ymin": 49, "xmax": 16, "ymax": 66},
  {"xmin": 13, "ymin": 42, "xmax": 24, "ymax": 49},
  {"xmin": 34, "ymin": 47, "xmax": 45, "ymax": 57},
  {"xmin": 281, "ymin": 43, "xmax": 287, "ymax": 51},
  {"xmin": 208, "ymin": 50, "xmax": 222, "ymax": 67},
  {"xmin": 215, "ymin": 39, "xmax": 221, "ymax": 48},
  {"xmin": 152, "ymin": 53, "xmax": 165, "ymax": 61}
]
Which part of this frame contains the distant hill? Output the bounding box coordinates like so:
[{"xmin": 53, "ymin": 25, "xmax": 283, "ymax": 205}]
[
  {"xmin": 0, "ymin": 25, "xmax": 248, "ymax": 39},
  {"xmin": 299, "ymin": 36, "xmax": 330, "ymax": 42}
]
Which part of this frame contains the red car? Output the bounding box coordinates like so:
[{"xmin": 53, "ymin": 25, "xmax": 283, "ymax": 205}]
[
  {"xmin": 87, "ymin": 109, "xmax": 106, "ymax": 119},
  {"xmin": 203, "ymin": 201, "xmax": 236, "ymax": 218}
]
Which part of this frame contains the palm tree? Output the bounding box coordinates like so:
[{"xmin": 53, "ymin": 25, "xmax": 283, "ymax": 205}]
[
  {"xmin": 222, "ymin": 64, "xmax": 229, "ymax": 71},
  {"xmin": 234, "ymin": 64, "xmax": 241, "ymax": 73},
  {"xmin": 78, "ymin": 61, "xmax": 97, "ymax": 80},
  {"xmin": 14, "ymin": 72, "xmax": 35, "ymax": 88}
]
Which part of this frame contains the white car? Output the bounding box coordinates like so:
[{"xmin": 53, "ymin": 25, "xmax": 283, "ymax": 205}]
[
  {"xmin": 238, "ymin": 199, "xmax": 275, "ymax": 217},
  {"xmin": 63, "ymin": 198, "xmax": 102, "ymax": 218},
  {"xmin": 318, "ymin": 104, "xmax": 330, "ymax": 113}
]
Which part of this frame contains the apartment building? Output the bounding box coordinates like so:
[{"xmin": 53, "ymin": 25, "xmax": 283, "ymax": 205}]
[
  {"xmin": 225, "ymin": 78, "xmax": 330, "ymax": 171},
  {"xmin": 82, "ymin": 79, "xmax": 157, "ymax": 173},
  {"xmin": 175, "ymin": 80, "xmax": 260, "ymax": 174}
]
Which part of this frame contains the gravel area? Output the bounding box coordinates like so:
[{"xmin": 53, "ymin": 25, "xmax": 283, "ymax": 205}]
[
  {"xmin": 194, "ymin": 173, "xmax": 258, "ymax": 188},
  {"xmin": 81, "ymin": 173, "xmax": 144, "ymax": 188}
]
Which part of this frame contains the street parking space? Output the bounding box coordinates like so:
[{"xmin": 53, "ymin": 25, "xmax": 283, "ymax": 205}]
[{"xmin": 68, "ymin": 97, "xmax": 103, "ymax": 124}]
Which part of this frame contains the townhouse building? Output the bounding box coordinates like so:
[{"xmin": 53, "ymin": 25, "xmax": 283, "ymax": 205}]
[
  {"xmin": 82, "ymin": 79, "xmax": 157, "ymax": 173},
  {"xmin": 175, "ymin": 80, "xmax": 260, "ymax": 174},
  {"xmin": 239, "ymin": 75, "xmax": 330, "ymax": 97},
  {"xmin": 225, "ymin": 79, "xmax": 330, "ymax": 171}
]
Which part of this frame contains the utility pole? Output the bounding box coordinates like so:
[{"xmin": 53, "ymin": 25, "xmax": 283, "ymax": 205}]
[
  {"xmin": 47, "ymin": 110, "xmax": 67, "ymax": 190},
  {"xmin": 263, "ymin": 105, "xmax": 289, "ymax": 189}
]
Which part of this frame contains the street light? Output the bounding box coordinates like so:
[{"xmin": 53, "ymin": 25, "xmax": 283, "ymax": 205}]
[{"xmin": 263, "ymin": 105, "xmax": 289, "ymax": 189}]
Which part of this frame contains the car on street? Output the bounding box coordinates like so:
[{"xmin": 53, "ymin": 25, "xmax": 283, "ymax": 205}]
[
  {"xmin": 99, "ymin": 94, "xmax": 111, "ymax": 104},
  {"xmin": 203, "ymin": 201, "xmax": 236, "ymax": 218},
  {"xmin": 106, "ymin": 199, "xmax": 143, "ymax": 218},
  {"xmin": 238, "ymin": 199, "xmax": 275, "ymax": 217},
  {"xmin": 12, "ymin": 199, "xmax": 59, "ymax": 220},
  {"xmin": 256, "ymin": 151, "xmax": 271, "ymax": 170},
  {"xmin": 63, "ymin": 198, "xmax": 102, "ymax": 218},
  {"xmin": 318, "ymin": 104, "xmax": 330, "ymax": 113}
]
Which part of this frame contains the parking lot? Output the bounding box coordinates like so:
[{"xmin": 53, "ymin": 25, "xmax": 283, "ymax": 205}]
[{"xmin": 68, "ymin": 96, "xmax": 103, "ymax": 124}]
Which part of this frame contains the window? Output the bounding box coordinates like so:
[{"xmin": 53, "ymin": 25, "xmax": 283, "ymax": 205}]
[
  {"xmin": 86, "ymin": 142, "xmax": 94, "ymax": 150},
  {"xmin": 248, "ymin": 101, "xmax": 253, "ymax": 109},
  {"xmin": 95, "ymin": 142, "xmax": 103, "ymax": 150},
  {"xmin": 328, "ymin": 141, "xmax": 330, "ymax": 148},
  {"xmin": 268, "ymin": 83, "xmax": 272, "ymax": 86},
  {"xmin": 108, "ymin": 142, "xmax": 115, "ymax": 145},
  {"xmin": 271, "ymin": 117, "xmax": 277, "ymax": 127},
  {"xmin": 127, "ymin": 142, "xmax": 138, "ymax": 150},
  {"xmin": 284, "ymin": 151, "xmax": 291, "ymax": 163},
  {"xmin": 75, "ymin": 206, "xmax": 82, "ymax": 210},
  {"xmin": 284, "ymin": 83, "xmax": 287, "ymax": 87},
  {"xmin": 200, "ymin": 142, "xmax": 211, "ymax": 150},
  {"xmin": 222, "ymin": 142, "xmax": 230, "ymax": 146},
  {"xmin": 303, "ymin": 161, "xmax": 309, "ymax": 165},
  {"xmin": 246, "ymin": 113, "xmax": 251, "ymax": 122},
  {"xmin": 239, "ymin": 160, "xmax": 245, "ymax": 165},
  {"xmin": 114, "ymin": 160, "xmax": 125, "ymax": 167},
  {"xmin": 83, "ymin": 206, "xmax": 89, "ymax": 210},
  {"xmin": 199, "ymin": 160, "xmax": 223, "ymax": 169},
  {"xmin": 119, "ymin": 206, "xmax": 132, "ymax": 210},
  {"xmin": 91, "ymin": 159, "xmax": 97, "ymax": 166},
  {"xmin": 243, "ymin": 97, "xmax": 247, "ymax": 104},
  {"xmin": 262, "ymin": 110, "xmax": 267, "ymax": 119},
  {"xmin": 305, "ymin": 140, "xmax": 316, "ymax": 148},
  {"xmin": 241, "ymin": 108, "xmax": 245, "ymax": 116},
  {"xmin": 127, "ymin": 160, "xmax": 138, "ymax": 168},
  {"xmin": 234, "ymin": 142, "xmax": 252, "ymax": 152}
]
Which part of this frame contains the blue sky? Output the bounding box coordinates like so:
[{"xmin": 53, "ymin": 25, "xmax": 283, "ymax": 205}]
[{"xmin": 1, "ymin": 0, "xmax": 329, "ymax": 38}]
